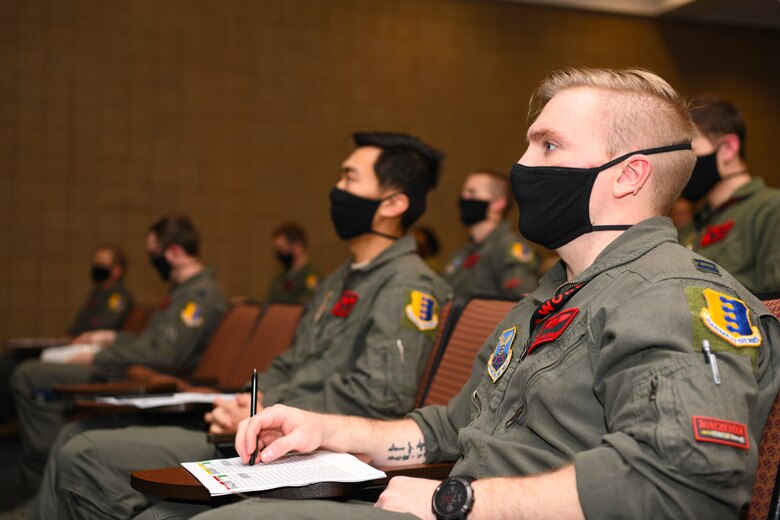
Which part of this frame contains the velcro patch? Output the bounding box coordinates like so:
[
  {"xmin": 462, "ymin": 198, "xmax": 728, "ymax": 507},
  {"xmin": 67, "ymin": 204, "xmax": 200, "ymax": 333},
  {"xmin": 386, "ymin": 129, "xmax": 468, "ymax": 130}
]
[
  {"xmin": 692, "ymin": 416, "xmax": 749, "ymax": 450},
  {"xmin": 462, "ymin": 253, "xmax": 480, "ymax": 269},
  {"xmin": 692, "ymin": 258, "xmax": 721, "ymax": 276},
  {"xmin": 403, "ymin": 290, "xmax": 439, "ymax": 333},
  {"xmin": 331, "ymin": 290, "xmax": 359, "ymax": 318},
  {"xmin": 180, "ymin": 302, "xmax": 205, "ymax": 328},
  {"xmin": 108, "ymin": 293, "xmax": 125, "ymax": 312},
  {"xmin": 487, "ymin": 327, "xmax": 517, "ymax": 383},
  {"xmin": 699, "ymin": 288, "xmax": 761, "ymax": 348},
  {"xmin": 528, "ymin": 308, "xmax": 579, "ymax": 355},
  {"xmin": 510, "ymin": 242, "xmax": 534, "ymax": 263},
  {"xmin": 305, "ymin": 273, "xmax": 319, "ymax": 290},
  {"xmin": 699, "ymin": 220, "xmax": 734, "ymax": 247}
]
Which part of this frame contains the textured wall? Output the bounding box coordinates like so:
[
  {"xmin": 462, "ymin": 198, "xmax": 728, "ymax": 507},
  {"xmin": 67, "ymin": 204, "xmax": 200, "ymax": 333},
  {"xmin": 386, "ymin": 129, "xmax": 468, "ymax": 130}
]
[{"xmin": 1, "ymin": 0, "xmax": 778, "ymax": 337}]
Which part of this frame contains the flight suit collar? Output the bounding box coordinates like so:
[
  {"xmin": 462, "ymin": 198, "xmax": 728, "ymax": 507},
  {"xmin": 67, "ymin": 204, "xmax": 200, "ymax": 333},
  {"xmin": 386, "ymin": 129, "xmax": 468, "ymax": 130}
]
[
  {"xmin": 169, "ymin": 266, "xmax": 216, "ymax": 296},
  {"xmin": 349, "ymin": 234, "xmax": 417, "ymax": 274},
  {"xmin": 535, "ymin": 217, "xmax": 678, "ymax": 297}
]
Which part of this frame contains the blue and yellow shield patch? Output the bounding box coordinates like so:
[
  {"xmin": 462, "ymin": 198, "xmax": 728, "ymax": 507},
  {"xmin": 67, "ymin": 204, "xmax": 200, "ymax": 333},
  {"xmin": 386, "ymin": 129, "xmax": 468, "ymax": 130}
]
[
  {"xmin": 305, "ymin": 273, "xmax": 319, "ymax": 290},
  {"xmin": 180, "ymin": 301, "xmax": 205, "ymax": 328},
  {"xmin": 699, "ymin": 288, "xmax": 761, "ymax": 347},
  {"xmin": 510, "ymin": 242, "xmax": 534, "ymax": 263},
  {"xmin": 487, "ymin": 327, "xmax": 517, "ymax": 383},
  {"xmin": 108, "ymin": 292, "xmax": 125, "ymax": 312},
  {"xmin": 404, "ymin": 291, "xmax": 439, "ymax": 332}
]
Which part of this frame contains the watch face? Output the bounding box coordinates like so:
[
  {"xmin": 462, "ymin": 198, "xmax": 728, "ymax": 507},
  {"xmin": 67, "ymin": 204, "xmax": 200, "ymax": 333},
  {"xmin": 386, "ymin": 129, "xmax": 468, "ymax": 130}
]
[{"xmin": 434, "ymin": 479, "xmax": 468, "ymax": 517}]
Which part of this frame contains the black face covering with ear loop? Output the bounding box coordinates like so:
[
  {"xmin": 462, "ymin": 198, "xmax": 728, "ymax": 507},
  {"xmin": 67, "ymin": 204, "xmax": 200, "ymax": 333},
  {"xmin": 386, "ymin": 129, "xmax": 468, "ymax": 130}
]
[
  {"xmin": 682, "ymin": 151, "xmax": 720, "ymax": 202},
  {"xmin": 329, "ymin": 187, "xmax": 402, "ymax": 241},
  {"xmin": 509, "ymin": 143, "xmax": 692, "ymax": 250}
]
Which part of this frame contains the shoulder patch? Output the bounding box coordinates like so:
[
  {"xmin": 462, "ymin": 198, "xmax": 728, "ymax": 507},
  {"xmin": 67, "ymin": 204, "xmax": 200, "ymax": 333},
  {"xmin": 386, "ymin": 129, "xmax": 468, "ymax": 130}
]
[
  {"xmin": 692, "ymin": 258, "xmax": 720, "ymax": 276},
  {"xmin": 331, "ymin": 290, "xmax": 359, "ymax": 318},
  {"xmin": 510, "ymin": 242, "xmax": 535, "ymax": 263},
  {"xmin": 462, "ymin": 253, "xmax": 480, "ymax": 269},
  {"xmin": 403, "ymin": 291, "xmax": 439, "ymax": 333},
  {"xmin": 699, "ymin": 220, "xmax": 734, "ymax": 247},
  {"xmin": 108, "ymin": 292, "xmax": 125, "ymax": 312},
  {"xmin": 305, "ymin": 273, "xmax": 319, "ymax": 291},
  {"xmin": 180, "ymin": 301, "xmax": 205, "ymax": 328},
  {"xmin": 527, "ymin": 308, "xmax": 578, "ymax": 356},
  {"xmin": 692, "ymin": 416, "xmax": 749, "ymax": 450},
  {"xmin": 487, "ymin": 327, "xmax": 517, "ymax": 383}
]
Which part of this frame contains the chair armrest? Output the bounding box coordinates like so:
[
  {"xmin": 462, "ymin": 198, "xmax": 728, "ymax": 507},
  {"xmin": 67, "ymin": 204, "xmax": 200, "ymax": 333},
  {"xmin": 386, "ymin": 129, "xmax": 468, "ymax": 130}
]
[
  {"xmin": 53, "ymin": 380, "xmax": 178, "ymax": 397},
  {"xmin": 207, "ymin": 432, "xmax": 236, "ymax": 445}
]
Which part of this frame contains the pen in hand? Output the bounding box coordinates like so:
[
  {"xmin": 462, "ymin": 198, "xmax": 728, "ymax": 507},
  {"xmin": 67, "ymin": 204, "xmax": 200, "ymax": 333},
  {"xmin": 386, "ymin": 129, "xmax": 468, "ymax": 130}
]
[{"xmin": 249, "ymin": 368, "xmax": 259, "ymax": 465}]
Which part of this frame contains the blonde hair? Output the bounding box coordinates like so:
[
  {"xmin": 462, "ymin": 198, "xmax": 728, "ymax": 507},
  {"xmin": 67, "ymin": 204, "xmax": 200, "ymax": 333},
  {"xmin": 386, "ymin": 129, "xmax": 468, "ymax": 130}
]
[{"xmin": 529, "ymin": 68, "xmax": 696, "ymax": 213}]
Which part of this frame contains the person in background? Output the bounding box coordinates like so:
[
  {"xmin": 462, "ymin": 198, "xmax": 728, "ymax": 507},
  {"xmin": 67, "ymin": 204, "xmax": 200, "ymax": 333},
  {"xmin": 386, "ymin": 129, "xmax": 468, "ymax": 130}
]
[
  {"xmin": 682, "ymin": 96, "xmax": 780, "ymax": 293},
  {"xmin": 444, "ymin": 170, "xmax": 539, "ymax": 298},
  {"xmin": 413, "ymin": 225, "xmax": 443, "ymax": 274},
  {"xmin": 267, "ymin": 222, "xmax": 320, "ymax": 305},
  {"xmin": 669, "ymin": 197, "xmax": 695, "ymax": 246}
]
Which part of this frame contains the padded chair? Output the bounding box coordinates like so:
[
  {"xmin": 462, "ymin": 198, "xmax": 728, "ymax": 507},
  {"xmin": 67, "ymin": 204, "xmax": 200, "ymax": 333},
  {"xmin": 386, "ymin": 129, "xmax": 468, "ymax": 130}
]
[
  {"xmin": 413, "ymin": 301, "xmax": 454, "ymax": 408},
  {"xmin": 121, "ymin": 304, "xmax": 156, "ymax": 334},
  {"xmin": 742, "ymin": 293, "xmax": 780, "ymax": 520}
]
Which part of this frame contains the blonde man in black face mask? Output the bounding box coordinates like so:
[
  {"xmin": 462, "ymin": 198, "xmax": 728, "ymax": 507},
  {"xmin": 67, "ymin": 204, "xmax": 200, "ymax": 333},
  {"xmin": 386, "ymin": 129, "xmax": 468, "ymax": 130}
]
[
  {"xmin": 680, "ymin": 96, "xmax": 780, "ymax": 293},
  {"xmin": 200, "ymin": 68, "xmax": 780, "ymax": 520}
]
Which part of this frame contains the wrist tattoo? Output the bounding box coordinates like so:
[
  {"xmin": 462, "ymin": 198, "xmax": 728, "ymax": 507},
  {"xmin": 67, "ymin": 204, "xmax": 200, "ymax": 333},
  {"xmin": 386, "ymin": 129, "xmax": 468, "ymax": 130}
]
[{"xmin": 386, "ymin": 439, "xmax": 426, "ymax": 461}]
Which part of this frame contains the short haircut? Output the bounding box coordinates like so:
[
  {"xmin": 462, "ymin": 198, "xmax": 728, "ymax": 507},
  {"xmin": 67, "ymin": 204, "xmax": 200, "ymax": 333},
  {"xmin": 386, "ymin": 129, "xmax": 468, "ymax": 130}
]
[
  {"xmin": 529, "ymin": 68, "xmax": 696, "ymax": 214},
  {"xmin": 352, "ymin": 131, "xmax": 444, "ymax": 227},
  {"xmin": 469, "ymin": 170, "xmax": 510, "ymax": 217},
  {"xmin": 691, "ymin": 96, "xmax": 747, "ymax": 159},
  {"xmin": 272, "ymin": 222, "xmax": 308, "ymax": 247},
  {"xmin": 148, "ymin": 215, "xmax": 200, "ymax": 256},
  {"xmin": 96, "ymin": 244, "xmax": 128, "ymax": 273}
]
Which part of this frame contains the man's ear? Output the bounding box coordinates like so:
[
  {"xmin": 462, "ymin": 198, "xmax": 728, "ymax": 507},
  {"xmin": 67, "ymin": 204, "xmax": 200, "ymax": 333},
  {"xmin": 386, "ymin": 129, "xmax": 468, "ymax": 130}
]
[
  {"xmin": 718, "ymin": 133, "xmax": 741, "ymax": 164},
  {"xmin": 378, "ymin": 193, "xmax": 409, "ymax": 219},
  {"xmin": 614, "ymin": 155, "xmax": 652, "ymax": 199},
  {"xmin": 488, "ymin": 196, "xmax": 507, "ymax": 217}
]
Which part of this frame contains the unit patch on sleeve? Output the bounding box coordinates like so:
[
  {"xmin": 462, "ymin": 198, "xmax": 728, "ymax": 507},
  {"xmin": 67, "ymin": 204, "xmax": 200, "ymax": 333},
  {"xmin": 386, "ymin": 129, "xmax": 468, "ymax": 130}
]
[
  {"xmin": 305, "ymin": 273, "xmax": 319, "ymax": 291},
  {"xmin": 180, "ymin": 302, "xmax": 205, "ymax": 328},
  {"xmin": 692, "ymin": 416, "xmax": 749, "ymax": 450},
  {"xmin": 487, "ymin": 327, "xmax": 517, "ymax": 383},
  {"xmin": 402, "ymin": 290, "xmax": 439, "ymax": 335},
  {"xmin": 108, "ymin": 292, "xmax": 126, "ymax": 312},
  {"xmin": 331, "ymin": 290, "xmax": 359, "ymax": 318}
]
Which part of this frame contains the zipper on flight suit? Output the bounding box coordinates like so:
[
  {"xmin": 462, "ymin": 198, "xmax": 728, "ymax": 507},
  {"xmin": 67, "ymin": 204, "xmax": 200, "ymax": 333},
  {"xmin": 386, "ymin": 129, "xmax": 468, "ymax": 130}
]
[{"xmin": 518, "ymin": 280, "xmax": 581, "ymax": 362}]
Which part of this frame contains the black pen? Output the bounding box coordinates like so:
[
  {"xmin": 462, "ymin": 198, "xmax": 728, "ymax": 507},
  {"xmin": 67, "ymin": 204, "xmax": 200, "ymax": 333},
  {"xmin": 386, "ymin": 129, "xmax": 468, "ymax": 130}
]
[{"xmin": 249, "ymin": 368, "xmax": 258, "ymax": 465}]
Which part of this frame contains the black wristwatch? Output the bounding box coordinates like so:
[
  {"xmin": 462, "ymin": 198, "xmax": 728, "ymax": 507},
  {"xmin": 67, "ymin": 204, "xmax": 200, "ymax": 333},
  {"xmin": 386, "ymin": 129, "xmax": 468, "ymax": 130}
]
[{"xmin": 431, "ymin": 476, "xmax": 475, "ymax": 520}]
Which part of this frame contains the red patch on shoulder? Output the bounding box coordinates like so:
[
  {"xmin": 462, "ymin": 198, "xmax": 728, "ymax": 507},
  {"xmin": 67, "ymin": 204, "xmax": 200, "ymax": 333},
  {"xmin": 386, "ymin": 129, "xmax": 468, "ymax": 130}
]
[
  {"xmin": 692, "ymin": 416, "xmax": 749, "ymax": 450},
  {"xmin": 699, "ymin": 220, "xmax": 734, "ymax": 248},
  {"xmin": 528, "ymin": 308, "xmax": 579, "ymax": 355},
  {"xmin": 462, "ymin": 253, "xmax": 480, "ymax": 269},
  {"xmin": 331, "ymin": 290, "xmax": 359, "ymax": 318}
]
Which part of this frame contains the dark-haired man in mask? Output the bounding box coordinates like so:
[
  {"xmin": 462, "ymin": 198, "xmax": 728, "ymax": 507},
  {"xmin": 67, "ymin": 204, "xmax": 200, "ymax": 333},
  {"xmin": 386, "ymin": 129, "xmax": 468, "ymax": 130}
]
[
  {"xmin": 10, "ymin": 215, "xmax": 227, "ymax": 492},
  {"xmin": 445, "ymin": 171, "xmax": 538, "ymax": 298},
  {"xmin": 200, "ymin": 69, "xmax": 779, "ymax": 520},
  {"xmin": 267, "ymin": 222, "xmax": 320, "ymax": 304},
  {"xmin": 29, "ymin": 132, "xmax": 452, "ymax": 520},
  {"xmin": 681, "ymin": 96, "xmax": 780, "ymax": 293}
]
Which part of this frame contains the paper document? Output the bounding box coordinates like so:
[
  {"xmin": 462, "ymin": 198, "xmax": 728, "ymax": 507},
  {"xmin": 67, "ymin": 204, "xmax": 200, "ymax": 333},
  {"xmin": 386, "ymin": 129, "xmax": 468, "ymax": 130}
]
[
  {"xmin": 182, "ymin": 452, "xmax": 386, "ymax": 496},
  {"xmin": 96, "ymin": 392, "xmax": 236, "ymax": 409},
  {"xmin": 40, "ymin": 344, "xmax": 102, "ymax": 363}
]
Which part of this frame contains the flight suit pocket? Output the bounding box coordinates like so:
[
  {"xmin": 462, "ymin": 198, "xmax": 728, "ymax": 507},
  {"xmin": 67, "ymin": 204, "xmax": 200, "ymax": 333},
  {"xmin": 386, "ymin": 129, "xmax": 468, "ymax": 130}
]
[{"xmin": 630, "ymin": 356, "xmax": 753, "ymax": 486}]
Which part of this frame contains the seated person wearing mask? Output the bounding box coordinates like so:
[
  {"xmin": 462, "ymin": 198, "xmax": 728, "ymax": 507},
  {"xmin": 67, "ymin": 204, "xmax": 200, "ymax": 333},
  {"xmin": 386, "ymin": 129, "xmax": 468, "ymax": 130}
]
[{"xmin": 267, "ymin": 222, "xmax": 320, "ymax": 304}]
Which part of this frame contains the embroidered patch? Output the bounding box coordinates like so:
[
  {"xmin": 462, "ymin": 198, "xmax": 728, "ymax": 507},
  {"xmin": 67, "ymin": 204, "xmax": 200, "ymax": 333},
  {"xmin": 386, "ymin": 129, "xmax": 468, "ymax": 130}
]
[
  {"xmin": 692, "ymin": 258, "xmax": 721, "ymax": 276},
  {"xmin": 180, "ymin": 302, "xmax": 205, "ymax": 328},
  {"xmin": 159, "ymin": 295, "xmax": 171, "ymax": 310},
  {"xmin": 331, "ymin": 290, "xmax": 359, "ymax": 318},
  {"xmin": 108, "ymin": 292, "xmax": 125, "ymax": 312},
  {"xmin": 699, "ymin": 288, "xmax": 761, "ymax": 348},
  {"xmin": 692, "ymin": 416, "xmax": 749, "ymax": 450},
  {"xmin": 487, "ymin": 327, "xmax": 517, "ymax": 383},
  {"xmin": 404, "ymin": 291, "xmax": 439, "ymax": 332},
  {"xmin": 462, "ymin": 253, "xmax": 480, "ymax": 269},
  {"xmin": 503, "ymin": 278, "xmax": 521, "ymax": 291},
  {"xmin": 699, "ymin": 220, "xmax": 734, "ymax": 247},
  {"xmin": 305, "ymin": 273, "xmax": 319, "ymax": 290},
  {"xmin": 510, "ymin": 242, "xmax": 535, "ymax": 263},
  {"xmin": 527, "ymin": 308, "xmax": 579, "ymax": 355}
]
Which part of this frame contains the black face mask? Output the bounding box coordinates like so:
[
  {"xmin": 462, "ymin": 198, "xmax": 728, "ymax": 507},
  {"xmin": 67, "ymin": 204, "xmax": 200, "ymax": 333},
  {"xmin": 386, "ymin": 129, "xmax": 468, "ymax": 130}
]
[
  {"xmin": 91, "ymin": 265, "xmax": 111, "ymax": 283},
  {"xmin": 275, "ymin": 251, "xmax": 294, "ymax": 269},
  {"xmin": 329, "ymin": 187, "xmax": 399, "ymax": 241},
  {"xmin": 458, "ymin": 198, "xmax": 490, "ymax": 226},
  {"xmin": 510, "ymin": 143, "xmax": 692, "ymax": 250},
  {"xmin": 682, "ymin": 151, "xmax": 720, "ymax": 202},
  {"xmin": 149, "ymin": 253, "xmax": 172, "ymax": 281}
]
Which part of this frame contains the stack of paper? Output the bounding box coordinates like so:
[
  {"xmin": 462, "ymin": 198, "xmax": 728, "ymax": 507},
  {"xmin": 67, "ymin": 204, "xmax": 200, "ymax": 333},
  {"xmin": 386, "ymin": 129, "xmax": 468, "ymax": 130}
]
[
  {"xmin": 40, "ymin": 344, "xmax": 102, "ymax": 363},
  {"xmin": 182, "ymin": 452, "xmax": 386, "ymax": 496},
  {"xmin": 96, "ymin": 392, "xmax": 236, "ymax": 409}
]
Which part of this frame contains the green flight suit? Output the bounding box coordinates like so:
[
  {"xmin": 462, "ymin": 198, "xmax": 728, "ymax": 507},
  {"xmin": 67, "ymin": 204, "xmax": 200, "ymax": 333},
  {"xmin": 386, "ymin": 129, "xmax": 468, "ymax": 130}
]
[
  {"xmin": 67, "ymin": 281, "xmax": 135, "ymax": 335},
  {"xmin": 444, "ymin": 221, "xmax": 539, "ymax": 299},
  {"xmin": 11, "ymin": 267, "xmax": 226, "ymax": 490},
  {"xmin": 31, "ymin": 235, "xmax": 452, "ymax": 520},
  {"xmin": 267, "ymin": 261, "xmax": 320, "ymax": 304},
  {"xmin": 689, "ymin": 177, "xmax": 780, "ymax": 293},
  {"xmin": 189, "ymin": 218, "xmax": 780, "ymax": 520}
]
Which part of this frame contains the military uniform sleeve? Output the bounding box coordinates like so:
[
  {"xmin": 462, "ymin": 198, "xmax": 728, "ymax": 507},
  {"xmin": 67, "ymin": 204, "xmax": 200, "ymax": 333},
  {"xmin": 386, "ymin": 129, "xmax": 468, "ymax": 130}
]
[
  {"xmin": 574, "ymin": 280, "xmax": 780, "ymax": 519},
  {"xmin": 754, "ymin": 200, "xmax": 780, "ymax": 292},
  {"xmin": 256, "ymin": 305, "xmax": 314, "ymax": 396},
  {"xmin": 67, "ymin": 297, "xmax": 94, "ymax": 336},
  {"xmin": 93, "ymin": 294, "xmax": 225, "ymax": 372},
  {"xmin": 282, "ymin": 280, "xmax": 445, "ymax": 418},
  {"xmin": 493, "ymin": 240, "xmax": 539, "ymax": 297},
  {"xmin": 93, "ymin": 290, "xmax": 133, "ymax": 331},
  {"xmin": 408, "ymin": 328, "xmax": 499, "ymax": 463}
]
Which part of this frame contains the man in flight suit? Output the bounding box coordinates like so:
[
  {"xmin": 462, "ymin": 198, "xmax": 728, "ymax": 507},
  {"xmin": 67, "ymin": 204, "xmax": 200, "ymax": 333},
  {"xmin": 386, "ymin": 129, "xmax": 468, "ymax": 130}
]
[
  {"xmin": 11, "ymin": 215, "xmax": 227, "ymax": 491},
  {"xmin": 68, "ymin": 244, "xmax": 135, "ymax": 335},
  {"xmin": 681, "ymin": 96, "xmax": 780, "ymax": 293},
  {"xmin": 198, "ymin": 69, "xmax": 780, "ymax": 520},
  {"xmin": 266, "ymin": 222, "xmax": 320, "ymax": 304},
  {"xmin": 30, "ymin": 132, "xmax": 452, "ymax": 520},
  {"xmin": 444, "ymin": 171, "xmax": 538, "ymax": 298}
]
